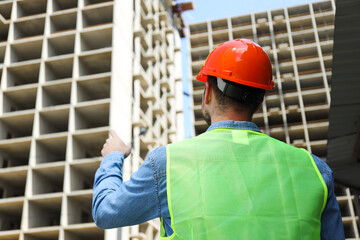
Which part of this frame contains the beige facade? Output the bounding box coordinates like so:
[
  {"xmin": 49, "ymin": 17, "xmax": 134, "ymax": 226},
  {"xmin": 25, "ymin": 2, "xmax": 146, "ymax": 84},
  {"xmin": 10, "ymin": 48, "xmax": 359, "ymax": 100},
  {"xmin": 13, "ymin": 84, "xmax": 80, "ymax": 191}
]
[
  {"xmin": 0, "ymin": 0, "xmax": 183, "ymax": 239},
  {"xmin": 187, "ymin": 0, "xmax": 359, "ymax": 238}
]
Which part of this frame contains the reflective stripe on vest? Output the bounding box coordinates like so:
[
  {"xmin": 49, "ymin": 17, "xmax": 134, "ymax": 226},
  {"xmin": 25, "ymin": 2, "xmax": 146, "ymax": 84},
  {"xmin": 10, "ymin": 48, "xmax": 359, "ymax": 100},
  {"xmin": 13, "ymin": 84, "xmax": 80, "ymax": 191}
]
[{"xmin": 160, "ymin": 129, "xmax": 327, "ymax": 240}]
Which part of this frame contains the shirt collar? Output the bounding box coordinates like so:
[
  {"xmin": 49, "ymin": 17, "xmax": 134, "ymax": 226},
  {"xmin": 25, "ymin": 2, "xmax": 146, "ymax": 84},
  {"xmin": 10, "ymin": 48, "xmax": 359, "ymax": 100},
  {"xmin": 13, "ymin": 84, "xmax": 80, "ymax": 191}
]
[{"xmin": 206, "ymin": 120, "xmax": 261, "ymax": 133}]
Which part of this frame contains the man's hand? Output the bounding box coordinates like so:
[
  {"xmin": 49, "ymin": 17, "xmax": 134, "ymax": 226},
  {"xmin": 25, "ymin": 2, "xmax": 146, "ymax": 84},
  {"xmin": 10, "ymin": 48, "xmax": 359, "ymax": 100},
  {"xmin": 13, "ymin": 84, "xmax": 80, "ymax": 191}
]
[{"xmin": 101, "ymin": 130, "xmax": 132, "ymax": 158}]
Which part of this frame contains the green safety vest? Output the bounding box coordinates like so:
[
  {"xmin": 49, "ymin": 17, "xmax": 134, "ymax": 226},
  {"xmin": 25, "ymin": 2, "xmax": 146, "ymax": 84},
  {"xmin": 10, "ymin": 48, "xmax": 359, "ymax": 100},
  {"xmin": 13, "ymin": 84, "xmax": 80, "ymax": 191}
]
[{"xmin": 160, "ymin": 128, "xmax": 327, "ymax": 240}]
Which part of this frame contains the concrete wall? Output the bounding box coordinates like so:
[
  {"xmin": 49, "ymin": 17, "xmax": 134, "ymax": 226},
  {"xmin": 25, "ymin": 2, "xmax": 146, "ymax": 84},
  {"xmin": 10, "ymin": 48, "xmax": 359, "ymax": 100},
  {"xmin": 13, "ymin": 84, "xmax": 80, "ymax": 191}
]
[{"xmin": 0, "ymin": 0, "xmax": 183, "ymax": 239}]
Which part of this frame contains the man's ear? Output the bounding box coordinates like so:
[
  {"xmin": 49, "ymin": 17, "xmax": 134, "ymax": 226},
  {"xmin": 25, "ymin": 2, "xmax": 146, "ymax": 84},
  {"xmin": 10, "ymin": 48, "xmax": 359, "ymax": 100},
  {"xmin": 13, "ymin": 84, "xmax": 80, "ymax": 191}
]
[{"xmin": 204, "ymin": 82, "xmax": 211, "ymax": 105}]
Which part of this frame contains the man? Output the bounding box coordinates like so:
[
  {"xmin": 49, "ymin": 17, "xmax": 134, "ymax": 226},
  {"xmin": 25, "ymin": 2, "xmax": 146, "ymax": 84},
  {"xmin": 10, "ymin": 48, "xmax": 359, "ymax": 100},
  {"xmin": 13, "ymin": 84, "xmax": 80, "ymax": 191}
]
[{"xmin": 92, "ymin": 39, "xmax": 344, "ymax": 239}]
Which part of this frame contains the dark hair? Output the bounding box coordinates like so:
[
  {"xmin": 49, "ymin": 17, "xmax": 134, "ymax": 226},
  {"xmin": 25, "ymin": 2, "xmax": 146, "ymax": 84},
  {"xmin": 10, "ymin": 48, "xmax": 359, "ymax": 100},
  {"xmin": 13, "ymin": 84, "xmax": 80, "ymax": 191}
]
[{"xmin": 207, "ymin": 76, "xmax": 265, "ymax": 115}]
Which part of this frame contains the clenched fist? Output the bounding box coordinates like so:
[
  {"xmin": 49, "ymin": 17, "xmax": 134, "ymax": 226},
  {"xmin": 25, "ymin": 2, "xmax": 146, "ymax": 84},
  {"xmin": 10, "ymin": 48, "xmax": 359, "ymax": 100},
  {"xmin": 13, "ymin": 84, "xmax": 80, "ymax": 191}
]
[{"xmin": 101, "ymin": 130, "xmax": 132, "ymax": 158}]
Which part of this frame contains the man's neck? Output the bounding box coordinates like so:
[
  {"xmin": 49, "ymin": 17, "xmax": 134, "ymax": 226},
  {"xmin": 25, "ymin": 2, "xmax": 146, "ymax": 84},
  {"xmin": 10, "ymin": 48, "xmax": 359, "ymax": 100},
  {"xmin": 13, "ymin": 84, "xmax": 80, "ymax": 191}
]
[{"xmin": 211, "ymin": 111, "xmax": 252, "ymax": 124}]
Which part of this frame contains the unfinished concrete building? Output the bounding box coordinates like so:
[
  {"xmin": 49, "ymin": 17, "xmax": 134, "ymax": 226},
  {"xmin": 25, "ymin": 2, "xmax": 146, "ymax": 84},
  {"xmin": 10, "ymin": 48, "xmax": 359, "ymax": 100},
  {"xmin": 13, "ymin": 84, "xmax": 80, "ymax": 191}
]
[
  {"xmin": 0, "ymin": 0, "xmax": 183, "ymax": 239},
  {"xmin": 187, "ymin": 0, "xmax": 359, "ymax": 238}
]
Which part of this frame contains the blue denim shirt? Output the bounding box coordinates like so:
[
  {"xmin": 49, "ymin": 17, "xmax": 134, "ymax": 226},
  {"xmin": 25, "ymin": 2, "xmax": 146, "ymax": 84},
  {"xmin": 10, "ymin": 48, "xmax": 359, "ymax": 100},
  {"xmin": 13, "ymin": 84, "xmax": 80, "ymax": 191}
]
[{"xmin": 92, "ymin": 121, "xmax": 345, "ymax": 239}]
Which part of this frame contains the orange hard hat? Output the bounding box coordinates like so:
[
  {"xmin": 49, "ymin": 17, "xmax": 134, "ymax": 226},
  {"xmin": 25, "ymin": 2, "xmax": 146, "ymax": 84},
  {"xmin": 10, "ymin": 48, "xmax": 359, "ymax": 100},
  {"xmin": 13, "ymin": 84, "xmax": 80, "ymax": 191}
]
[{"xmin": 196, "ymin": 39, "xmax": 274, "ymax": 90}]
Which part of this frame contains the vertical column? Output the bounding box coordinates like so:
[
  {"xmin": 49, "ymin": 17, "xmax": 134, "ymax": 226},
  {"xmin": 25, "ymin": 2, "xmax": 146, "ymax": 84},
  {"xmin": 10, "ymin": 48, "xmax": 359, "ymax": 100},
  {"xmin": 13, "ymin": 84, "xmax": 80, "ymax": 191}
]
[
  {"xmin": 252, "ymin": 12, "xmax": 269, "ymax": 134},
  {"xmin": 1, "ymin": 0, "xmax": 14, "ymax": 125},
  {"xmin": 267, "ymin": 10, "xmax": 291, "ymax": 144},
  {"xmin": 346, "ymin": 188, "xmax": 360, "ymax": 238},
  {"xmin": 354, "ymin": 190, "xmax": 360, "ymax": 237},
  {"xmin": 331, "ymin": 0, "xmax": 336, "ymax": 14},
  {"xmin": 0, "ymin": 0, "xmax": 14, "ymax": 109},
  {"xmin": 0, "ymin": 0, "xmax": 16, "ymax": 100},
  {"xmin": 132, "ymin": 0, "xmax": 143, "ymax": 168},
  {"xmin": 251, "ymin": 13, "xmax": 258, "ymax": 42},
  {"xmin": 227, "ymin": 17, "xmax": 233, "ymax": 40},
  {"xmin": 174, "ymin": 30, "xmax": 184, "ymax": 142},
  {"xmin": 111, "ymin": 0, "xmax": 134, "ymax": 239},
  {"xmin": 284, "ymin": 7, "xmax": 311, "ymax": 152},
  {"xmin": 10, "ymin": 1, "xmax": 29, "ymax": 238},
  {"xmin": 19, "ymin": 0, "xmax": 38, "ymax": 234},
  {"xmin": 62, "ymin": 0, "xmax": 82, "ymax": 235},
  {"xmin": 67, "ymin": 0, "xmax": 82, "ymax": 162},
  {"xmin": 309, "ymin": 3, "xmax": 331, "ymax": 105},
  {"xmin": 184, "ymin": 27, "xmax": 195, "ymax": 138},
  {"xmin": 207, "ymin": 20, "xmax": 213, "ymax": 50}
]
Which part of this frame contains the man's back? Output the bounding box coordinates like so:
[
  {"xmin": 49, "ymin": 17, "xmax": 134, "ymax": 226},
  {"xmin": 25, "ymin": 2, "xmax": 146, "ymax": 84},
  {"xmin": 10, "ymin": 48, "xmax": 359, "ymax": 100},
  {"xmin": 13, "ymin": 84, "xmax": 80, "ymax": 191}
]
[{"xmin": 165, "ymin": 127, "xmax": 326, "ymax": 239}]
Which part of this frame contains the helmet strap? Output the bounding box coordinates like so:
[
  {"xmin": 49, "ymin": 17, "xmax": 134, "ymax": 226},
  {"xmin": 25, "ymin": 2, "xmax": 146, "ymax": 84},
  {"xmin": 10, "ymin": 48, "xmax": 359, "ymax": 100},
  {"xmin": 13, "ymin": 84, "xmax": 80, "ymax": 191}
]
[
  {"xmin": 217, "ymin": 77, "xmax": 247, "ymax": 102},
  {"xmin": 216, "ymin": 77, "xmax": 263, "ymax": 103}
]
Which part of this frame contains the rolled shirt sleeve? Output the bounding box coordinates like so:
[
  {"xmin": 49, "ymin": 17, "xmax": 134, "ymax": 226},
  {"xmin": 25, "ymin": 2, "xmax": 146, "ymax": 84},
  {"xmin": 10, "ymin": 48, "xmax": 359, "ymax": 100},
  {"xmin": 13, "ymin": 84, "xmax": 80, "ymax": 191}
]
[
  {"xmin": 92, "ymin": 151, "xmax": 161, "ymax": 228},
  {"xmin": 311, "ymin": 154, "xmax": 345, "ymax": 239}
]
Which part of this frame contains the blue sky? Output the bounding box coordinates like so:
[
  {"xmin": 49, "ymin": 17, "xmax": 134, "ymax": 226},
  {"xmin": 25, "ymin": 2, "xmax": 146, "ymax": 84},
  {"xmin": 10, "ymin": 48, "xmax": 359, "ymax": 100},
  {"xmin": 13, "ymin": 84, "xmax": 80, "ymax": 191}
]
[
  {"xmin": 180, "ymin": 0, "xmax": 324, "ymax": 138},
  {"xmin": 182, "ymin": 0, "xmax": 321, "ymax": 24}
]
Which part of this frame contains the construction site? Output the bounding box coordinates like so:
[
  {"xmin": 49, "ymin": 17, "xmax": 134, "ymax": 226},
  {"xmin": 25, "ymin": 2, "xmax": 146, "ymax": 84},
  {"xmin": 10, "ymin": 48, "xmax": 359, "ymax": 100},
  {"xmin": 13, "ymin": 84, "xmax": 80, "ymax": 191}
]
[{"xmin": 0, "ymin": 0, "xmax": 358, "ymax": 239}]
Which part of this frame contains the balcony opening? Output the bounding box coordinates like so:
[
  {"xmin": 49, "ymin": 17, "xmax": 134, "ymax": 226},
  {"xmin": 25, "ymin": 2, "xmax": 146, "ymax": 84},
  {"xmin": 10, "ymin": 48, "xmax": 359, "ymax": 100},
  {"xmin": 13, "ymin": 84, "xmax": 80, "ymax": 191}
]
[
  {"xmin": 7, "ymin": 63, "xmax": 40, "ymax": 87},
  {"xmin": 42, "ymin": 82, "xmax": 71, "ymax": 108},
  {"xmin": 28, "ymin": 197, "xmax": 62, "ymax": 228},
  {"xmin": 64, "ymin": 228, "xmax": 104, "ymax": 240},
  {"xmin": 80, "ymin": 27, "xmax": 112, "ymax": 52},
  {"xmin": 48, "ymin": 33, "xmax": 75, "ymax": 57},
  {"xmin": 75, "ymin": 102, "xmax": 109, "ymax": 130},
  {"xmin": 78, "ymin": 51, "xmax": 111, "ymax": 76},
  {"xmin": 17, "ymin": 0, "xmax": 47, "ymax": 18},
  {"xmin": 10, "ymin": 40, "xmax": 42, "ymax": 63},
  {"xmin": 82, "ymin": 5, "xmax": 113, "ymax": 28},
  {"xmin": 70, "ymin": 161, "xmax": 99, "ymax": 191},
  {"xmin": 53, "ymin": 0, "xmax": 78, "ymax": 12},
  {"xmin": 14, "ymin": 17, "xmax": 45, "ymax": 39},
  {"xmin": 84, "ymin": 0, "xmax": 113, "ymax": 6},
  {"xmin": 36, "ymin": 136, "xmax": 67, "ymax": 164},
  {"xmin": 3, "ymin": 87, "xmax": 37, "ymax": 113},
  {"xmin": 77, "ymin": 75, "xmax": 110, "ymax": 102},
  {"xmin": 50, "ymin": 11, "xmax": 77, "ymax": 33},
  {"xmin": 0, "ymin": 113, "xmax": 34, "ymax": 139},
  {"xmin": 0, "ymin": 168, "xmax": 27, "ymax": 198},
  {"xmin": 40, "ymin": 108, "xmax": 69, "ymax": 135},
  {"xmin": 0, "ymin": 140, "xmax": 30, "ymax": 168},
  {"xmin": 45, "ymin": 57, "xmax": 73, "ymax": 81},
  {"xmin": 32, "ymin": 165, "xmax": 64, "ymax": 194},
  {"xmin": 0, "ymin": 200, "xmax": 23, "ymax": 230},
  {"xmin": 67, "ymin": 194, "xmax": 93, "ymax": 224},
  {"xmin": 24, "ymin": 231, "xmax": 59, "ymax": 240},
  {"xmin": 72, "ymin": 131, "xmax": 107, "ymax": 160}
]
